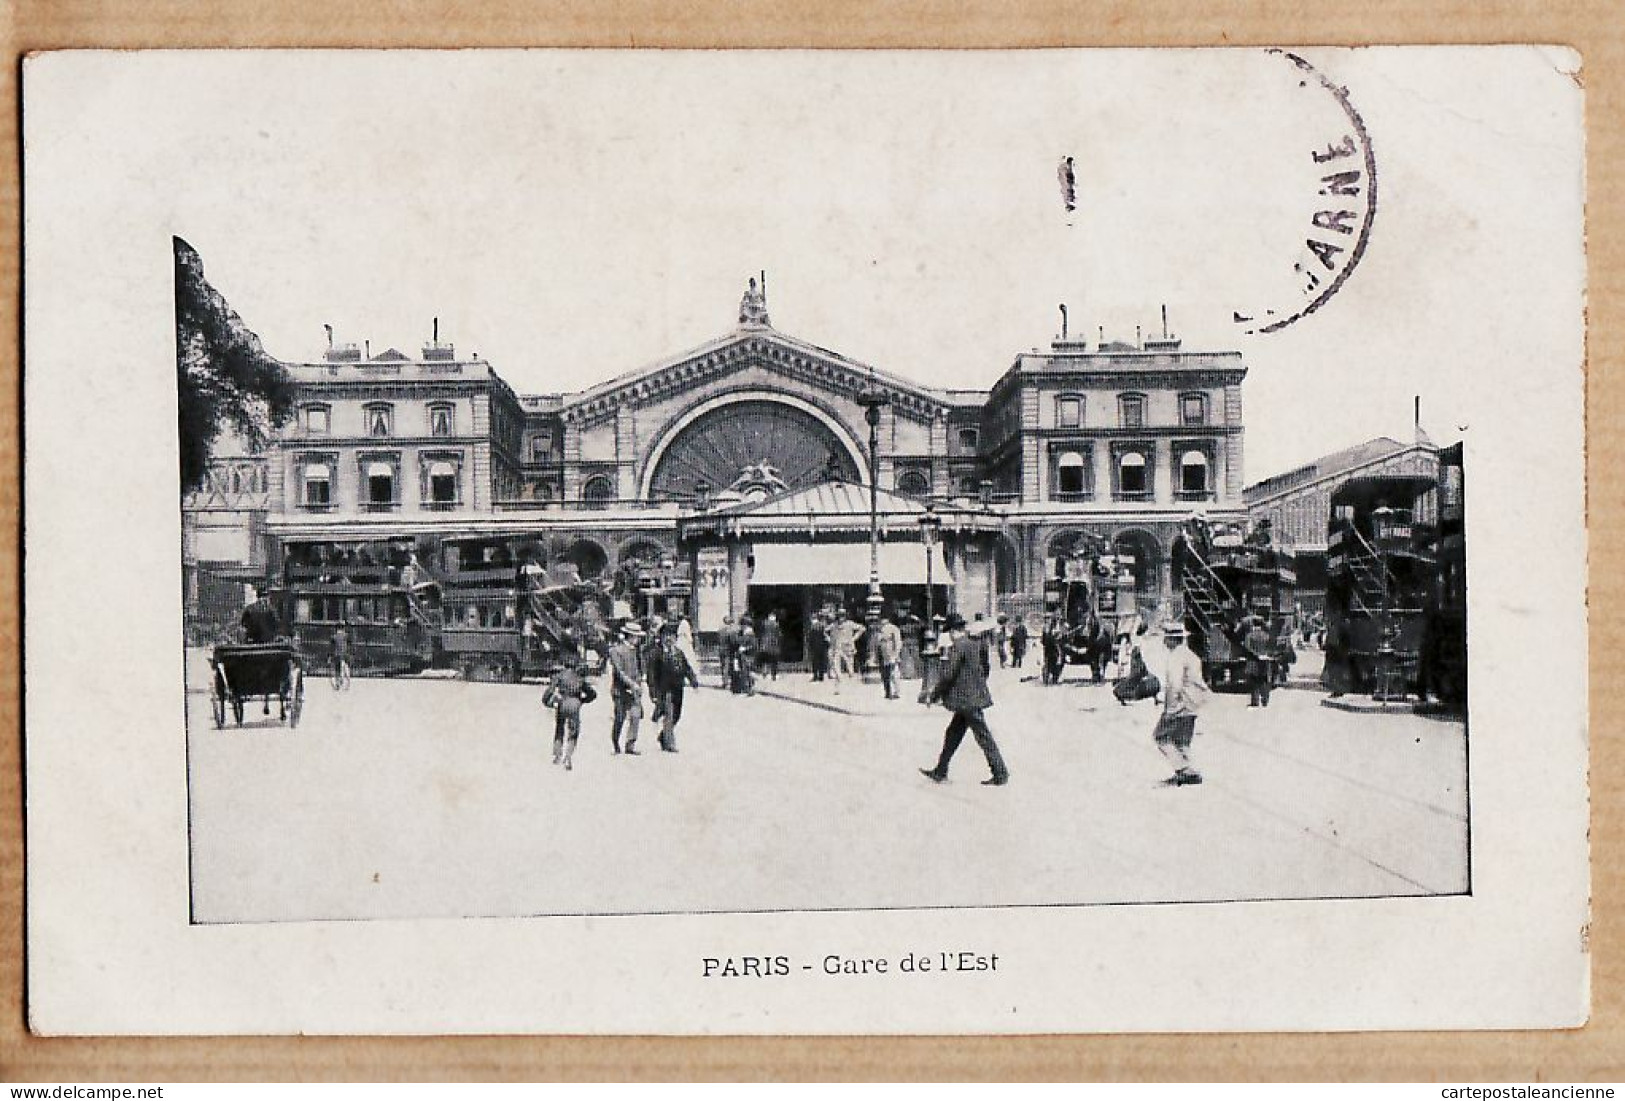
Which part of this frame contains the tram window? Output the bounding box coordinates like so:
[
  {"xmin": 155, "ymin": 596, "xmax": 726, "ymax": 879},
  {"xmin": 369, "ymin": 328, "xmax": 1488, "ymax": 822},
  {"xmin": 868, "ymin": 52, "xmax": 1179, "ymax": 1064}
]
[
  {"xmin": 348, "ymin": 598, "xmax": 367, "ymax": 623},
  {"xmin": 294, "ymin": 598, "xmax": 313, "ymax": 623},
  {"xmin": 391, "ymin": 595, "xmax": 408, "ymax": 621}
]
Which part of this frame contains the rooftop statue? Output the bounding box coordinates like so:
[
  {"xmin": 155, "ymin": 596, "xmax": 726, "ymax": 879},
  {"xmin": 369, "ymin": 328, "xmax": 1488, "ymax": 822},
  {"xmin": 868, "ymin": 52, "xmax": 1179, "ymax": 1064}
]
[{"xmin": 738, "ymin": 276, "xmax": 771, "ymax": 327}]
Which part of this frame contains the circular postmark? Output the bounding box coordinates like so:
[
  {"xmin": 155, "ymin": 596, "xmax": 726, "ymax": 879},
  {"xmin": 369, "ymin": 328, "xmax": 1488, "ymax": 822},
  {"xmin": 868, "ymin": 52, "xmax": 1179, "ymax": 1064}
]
[{"xmin": 1231, "ymin": 49, "xmax": 1378, "ymax": 335}]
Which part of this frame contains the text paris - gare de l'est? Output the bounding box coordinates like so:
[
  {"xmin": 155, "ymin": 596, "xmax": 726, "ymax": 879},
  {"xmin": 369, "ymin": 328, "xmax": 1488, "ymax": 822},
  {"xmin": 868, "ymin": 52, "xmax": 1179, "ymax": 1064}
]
[{"xmin": 702, "ymin": 952, "xmax": 999, "ymax": 978}]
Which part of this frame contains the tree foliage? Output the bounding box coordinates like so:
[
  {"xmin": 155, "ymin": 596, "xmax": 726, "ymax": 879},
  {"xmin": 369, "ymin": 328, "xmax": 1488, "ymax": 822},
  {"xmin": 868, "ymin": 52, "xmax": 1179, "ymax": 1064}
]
[{"xmin": 175, "ymin": 237, "xmax": 296, "ymax": 494}]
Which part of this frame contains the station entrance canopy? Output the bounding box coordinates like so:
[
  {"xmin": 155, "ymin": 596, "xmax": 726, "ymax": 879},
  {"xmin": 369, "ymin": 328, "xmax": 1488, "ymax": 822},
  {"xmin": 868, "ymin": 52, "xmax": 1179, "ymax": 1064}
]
[
  {"xmin": 748, "ymin": 540, "xmax": 951, "ymax": 586},
  {"xmin": 678, "ymin": 479, "xmax": 1003, "ymax": 543}
]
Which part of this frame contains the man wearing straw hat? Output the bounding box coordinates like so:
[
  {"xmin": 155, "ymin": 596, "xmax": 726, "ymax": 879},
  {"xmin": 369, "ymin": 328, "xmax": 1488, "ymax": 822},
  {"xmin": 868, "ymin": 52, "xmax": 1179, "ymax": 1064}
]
[
  {"xmin": 607, "ymin": 622, "xmax": 647, "ymax": 755},
  {"xmin": 1155, "ymin": 620, "xmax": 1209, "ymax": 787}
]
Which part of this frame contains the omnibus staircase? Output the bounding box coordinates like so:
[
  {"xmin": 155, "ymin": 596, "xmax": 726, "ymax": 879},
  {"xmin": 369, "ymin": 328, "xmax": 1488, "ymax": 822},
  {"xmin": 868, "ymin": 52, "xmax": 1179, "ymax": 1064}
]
[
  {"xmin": 522, "ymin": 588, "xmax": 582, "ymax": 657},
  {"xmin": 1341, "ymin": 527, "xmax": 1419, "ymax": 700},
  {"xmin": 1178, "ymin": 544, "xmax": 1239, "ymax": 650}
]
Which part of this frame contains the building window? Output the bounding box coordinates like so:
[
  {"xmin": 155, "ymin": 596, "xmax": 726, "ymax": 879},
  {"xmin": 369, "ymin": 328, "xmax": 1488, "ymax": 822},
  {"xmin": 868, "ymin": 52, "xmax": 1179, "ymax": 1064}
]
[
  {"xmin": 1116, "ymin": 451, "xmax": 1150, "ymax": 500},
  {"xmin": 957, "ymin": 427, "xmax": 980, "ymax": 451},
  {"xmin": 1118, "ymin": 394, "xmax": 1146, "ymax": 429},
  {"xmin": 1179, "ymin": 449, "xmax": 1211, "ymax": 499},
  {"xmin": 1180, "ymin": 393, "xmax": 1208, "ymax": 426},
  {"xmin": 364, "ymin": 403, "xmax": 394, "ymax": 438},
  {"xmin": 530, "ymin": 433, "xmax": 553, "ymax": 462},
  {"xmin": 897, "ymin": 469, "xmax": 930, "ymax": 496},
  {"xmin": 1054, "ymin": 450, "xmax": 1089, "ymax": 497},
  {"xmin": 303, "ymin": 405, "xmax": 330, "ymax": 434},
  {"xmin": 301, "ymin": 462, "xmax": 332, "ymax": 507},
  {"xmin": 428, "ymin": 403, "xmax": 454, "ymax": 437},
  {"xmin": 582, "ymin": 475, "xmax": 614, "ymax": 509},
  {"xmin": 1057, "ymin": 395, "xmax": 1083, "ymax": 429},
  {"xmin": 364, "ymin": 459, "xmax": 397, "ymax": 509},
  {"xmin": 428, "ymin": 461, "xmax": 459, "ymax": 505}
]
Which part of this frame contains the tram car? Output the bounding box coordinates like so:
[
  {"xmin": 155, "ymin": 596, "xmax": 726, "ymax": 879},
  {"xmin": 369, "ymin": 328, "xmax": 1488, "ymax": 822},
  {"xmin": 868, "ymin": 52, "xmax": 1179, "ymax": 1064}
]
[
  {"xmin": 278, "ymin": 539, "xmax": 442, "ymax": 675},
  {"xmin": 1172, "ymin": 518, "xmax": 1297, "ymax": 690},
  {"xmin": 437, "ymin": 536, "xmax": 615, "ymax": 681},
  {"xmin": 1322, "ymin": 475, "xmax": 1440, "ymax": 700}
]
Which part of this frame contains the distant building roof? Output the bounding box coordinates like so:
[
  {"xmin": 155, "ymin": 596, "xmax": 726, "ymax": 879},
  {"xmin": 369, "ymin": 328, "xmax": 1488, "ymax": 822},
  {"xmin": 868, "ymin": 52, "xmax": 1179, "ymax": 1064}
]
[
  {"xmin": 1244, "ymin": 436, "xmax": 1418, "ymax": 505},
  {"xmin": 370, "ymin": 348, "xmax": 411, "ymax": 363}
]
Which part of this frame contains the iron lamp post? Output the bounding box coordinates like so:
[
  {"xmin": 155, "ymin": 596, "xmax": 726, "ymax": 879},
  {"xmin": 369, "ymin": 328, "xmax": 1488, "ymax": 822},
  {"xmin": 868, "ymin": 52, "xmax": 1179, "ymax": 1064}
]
[{"xmin": 858, "ymin": 380, "xmax": 889, "ymax": 623}]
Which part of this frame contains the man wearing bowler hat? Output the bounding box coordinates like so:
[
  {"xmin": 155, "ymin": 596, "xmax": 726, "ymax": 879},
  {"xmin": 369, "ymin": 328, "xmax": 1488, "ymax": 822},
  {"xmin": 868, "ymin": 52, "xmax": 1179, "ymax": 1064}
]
[{"xmin": 919, "ymin": 613, "xmax": 1010, "ymax": 787}]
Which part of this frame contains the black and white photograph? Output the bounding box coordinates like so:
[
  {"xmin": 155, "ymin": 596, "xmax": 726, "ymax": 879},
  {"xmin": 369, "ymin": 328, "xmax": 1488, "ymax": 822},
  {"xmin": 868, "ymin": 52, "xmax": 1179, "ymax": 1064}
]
[{"xmin": 23, "ymin": 47, "xmax": 1587, "ymax": 1034}]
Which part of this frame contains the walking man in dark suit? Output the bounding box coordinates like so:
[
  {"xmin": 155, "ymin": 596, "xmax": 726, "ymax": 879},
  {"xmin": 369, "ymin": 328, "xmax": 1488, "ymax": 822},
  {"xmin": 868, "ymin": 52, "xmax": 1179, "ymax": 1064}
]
[
  {"xmin": 647, "ymin": 622, "xmax": 701, "ymax": 752},
  {"xmin": 920, "ymin": 613, "xmax": 1010, "ymax": 787}
]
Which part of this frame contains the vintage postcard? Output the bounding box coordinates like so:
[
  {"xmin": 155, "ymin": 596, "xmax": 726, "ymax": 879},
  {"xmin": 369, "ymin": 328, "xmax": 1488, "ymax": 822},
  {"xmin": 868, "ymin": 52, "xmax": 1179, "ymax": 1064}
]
[{"xmin": 22, "ymin": 47, "xmax": 1588, "ymax": 1033}]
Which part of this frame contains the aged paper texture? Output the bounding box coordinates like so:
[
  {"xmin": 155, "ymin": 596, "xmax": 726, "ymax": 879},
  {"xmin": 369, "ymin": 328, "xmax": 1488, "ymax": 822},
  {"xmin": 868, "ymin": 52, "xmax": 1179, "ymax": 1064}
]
[{"xmin": 17, "ymin": 41, "xmax": 1593, "ymax": 1050}]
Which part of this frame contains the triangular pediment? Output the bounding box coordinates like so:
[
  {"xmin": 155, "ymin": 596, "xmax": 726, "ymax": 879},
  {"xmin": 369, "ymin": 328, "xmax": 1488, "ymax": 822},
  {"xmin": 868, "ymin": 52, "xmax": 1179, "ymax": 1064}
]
[{"xmin": 562, "ymin": 327, "xmax": 950, "ymax": 425}]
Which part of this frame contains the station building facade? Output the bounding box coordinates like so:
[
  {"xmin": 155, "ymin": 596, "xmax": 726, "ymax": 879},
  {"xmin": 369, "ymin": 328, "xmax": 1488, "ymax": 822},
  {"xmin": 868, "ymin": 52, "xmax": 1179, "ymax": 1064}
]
[{"xmin": 183, "ymin": 284, "xmax": 1250, "ymax": 643}]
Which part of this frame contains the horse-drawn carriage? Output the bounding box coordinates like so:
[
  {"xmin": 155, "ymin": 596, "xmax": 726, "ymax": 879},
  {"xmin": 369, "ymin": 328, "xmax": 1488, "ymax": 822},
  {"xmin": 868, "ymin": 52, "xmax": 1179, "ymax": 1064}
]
[{"xmin": 208, "ymin": 641, "xmax": 305, "ymax": 728}]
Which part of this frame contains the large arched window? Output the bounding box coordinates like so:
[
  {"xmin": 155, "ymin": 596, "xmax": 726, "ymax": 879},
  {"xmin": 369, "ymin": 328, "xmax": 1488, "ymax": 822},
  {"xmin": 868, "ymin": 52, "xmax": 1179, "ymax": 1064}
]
[
  {"xmin": 1179, "ymin": 450, "xmax": 1210, "ymax": 498},
  {"xmin": 581, "ymin": 475, "xmax": 615, "ymax": 509}
]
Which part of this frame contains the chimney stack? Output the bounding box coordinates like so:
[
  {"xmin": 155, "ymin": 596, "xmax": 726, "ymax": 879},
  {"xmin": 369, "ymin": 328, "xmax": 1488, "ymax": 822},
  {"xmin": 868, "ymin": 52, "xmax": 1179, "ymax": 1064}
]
[
  {"xmin": 365, "ymin": 339, "xmax": 371, "ymax": 360},
  {"xmin": 1162, "ymin": 304, "xmax": 1169, "ymax": 339},
  {"xmin": 433, "ymin": 316, "xmax": 439, "ymax": 343},
  {"xmin": 1059, "ymin": 303, "xmax": 1069, "ymax": 339}
]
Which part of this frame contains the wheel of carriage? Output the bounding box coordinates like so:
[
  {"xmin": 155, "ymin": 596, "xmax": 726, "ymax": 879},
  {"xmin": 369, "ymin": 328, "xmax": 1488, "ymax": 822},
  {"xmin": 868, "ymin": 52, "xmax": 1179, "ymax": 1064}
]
[
  {"xmin": 231, "ymin": 695, "xmax": 245, "ymax": 726},
  {"xmin": 210, "ymin": 672, "xmax": 226, "ymax": 730},
  {"xmin": 286, "ymin": 666, "xmax": 305, "ymax": 728}
]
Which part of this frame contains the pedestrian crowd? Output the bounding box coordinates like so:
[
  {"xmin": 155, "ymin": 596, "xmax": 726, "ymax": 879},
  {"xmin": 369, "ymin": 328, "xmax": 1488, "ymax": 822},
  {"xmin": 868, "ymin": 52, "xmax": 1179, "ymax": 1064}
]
[{"xmin": 536, "ymin": 600, "xmax": 1295, "ymax": 791}]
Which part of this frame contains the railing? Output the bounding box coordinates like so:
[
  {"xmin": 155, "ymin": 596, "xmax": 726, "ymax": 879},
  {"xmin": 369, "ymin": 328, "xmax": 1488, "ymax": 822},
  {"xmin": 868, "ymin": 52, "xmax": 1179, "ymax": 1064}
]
[
  {"xmin": 1113, "ymin": 490, "xmax": 1155, "ymax": 503},
  {"xmin": 1175, "ymin": 489, "xmax": 1217, "ymax": 503}
]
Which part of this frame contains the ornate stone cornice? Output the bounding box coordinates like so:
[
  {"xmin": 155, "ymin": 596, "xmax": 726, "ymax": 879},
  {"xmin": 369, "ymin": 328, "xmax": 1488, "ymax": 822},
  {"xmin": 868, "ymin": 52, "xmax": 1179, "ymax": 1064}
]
[{"xmin": 563, "ymin": 334, "xmax": 948, "ymax": 429}]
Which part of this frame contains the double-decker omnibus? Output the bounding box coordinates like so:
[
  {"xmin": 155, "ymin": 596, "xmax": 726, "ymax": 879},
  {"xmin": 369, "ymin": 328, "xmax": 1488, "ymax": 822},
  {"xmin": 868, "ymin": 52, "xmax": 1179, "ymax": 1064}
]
[
  {"xmin": 437, "ymin": 535, "xmax": 614, "ymax": 681},
  {"xmin": 1323, "ymin": 475, "xmax": 1439, "ymax": 700},
  {"xmin": 278, "ymin": 538, "xmax": 442, "ymax": 675},
  {"xmin": 1172, "ymin": 518, "xmax": 1297, "ymax": 690}
]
